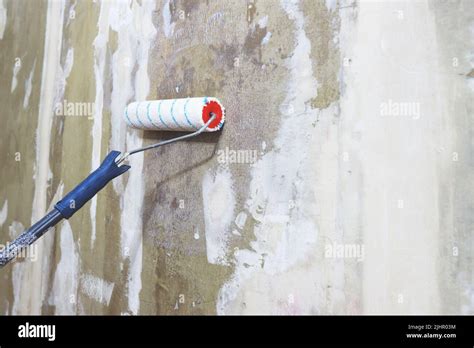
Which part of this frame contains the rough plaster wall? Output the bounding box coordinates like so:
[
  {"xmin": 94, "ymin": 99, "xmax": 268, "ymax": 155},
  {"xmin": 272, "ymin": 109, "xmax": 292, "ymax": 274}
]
[{"xmin": 0, "ymin": 0, "xmax": 472, "ymax": 314}]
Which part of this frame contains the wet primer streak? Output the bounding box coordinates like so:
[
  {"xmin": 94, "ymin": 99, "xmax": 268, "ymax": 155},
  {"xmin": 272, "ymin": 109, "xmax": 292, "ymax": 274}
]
[
  {"xmin": 40, "ymin": 182, "xmax": 64, "ymax": 311},
  {"xmin": 10, "ymin": 264, "xmax": 22, "ymax": 315},
  {"xmin": 12, "ymin": 0, "xmax": 66, "ymax": 315},
  {"xmin": 162, "ymin": 0, "xmax": 174, "ymax": 38},
  {"xmin": 50, "ymin": 221, "xmax": 79, "ymax": 314},
  {"xmin": 54, "ymin": 47, "xmax": 74, "ymax": 107},
  {"xmin": 15, "ymin": 5, "xmax": 73, "ymax": 316},
  {"xmin": 10, "ymin": 59, "xmax": 21, "ymax": 93},
  {"xmin": 0, "ymin": 0, "xmax": 6, "ymax": 40},
  {"xmin": 0, "ymin": 200, "xmax": 7, "ymax": 227},
  {"xmin": 325, "ymin": 0, "xmax": 337, "ymax": 12},
  {"xmin": 23, "ymin": 59, "xmax": 36, "ymax": 109},
  {"xmin": 89, "ymin": 1, "xmax": 111, "ymax": 249},
  {"xmin": 109, "ymin": 0, "xmax": 156, "ymax": 315}
]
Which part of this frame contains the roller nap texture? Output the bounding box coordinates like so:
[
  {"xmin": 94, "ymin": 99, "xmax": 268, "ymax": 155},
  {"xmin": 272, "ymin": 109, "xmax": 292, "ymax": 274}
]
[{"xmin": 124, "ymin": 97, "xmax": 225, "ymax": 132}]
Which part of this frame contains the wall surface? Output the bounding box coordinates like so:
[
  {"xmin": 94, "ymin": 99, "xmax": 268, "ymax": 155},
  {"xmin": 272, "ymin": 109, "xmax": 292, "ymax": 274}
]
[{"xmin": 0, "ymin": 0, "xmax": 472, "ymax": 315}]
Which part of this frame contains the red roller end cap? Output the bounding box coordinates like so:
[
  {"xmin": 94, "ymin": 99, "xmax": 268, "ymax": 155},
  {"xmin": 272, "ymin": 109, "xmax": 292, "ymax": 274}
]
[{"xmin": 202, "ymin": 100, "xmax": 224, "ymax": 131}]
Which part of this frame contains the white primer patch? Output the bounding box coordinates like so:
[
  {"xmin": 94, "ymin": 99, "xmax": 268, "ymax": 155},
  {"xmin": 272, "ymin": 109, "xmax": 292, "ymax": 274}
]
[
  {"xmin": 10, "ymin": 174, "xmax": 60, "ymax": 312},
  {"xmin": 11, "ymin": 266, "xmax": 23, "ymax": 314},
  {"xmin": 202, "ymin": 167, "xmax": 236, "ymax": 265},
  {"xmin": 50, "ymin": 221, "xmax": 79, "ymax": 314},
  {"xmin": 467, "ymin": 77, "xmax": 474, "ymax": 93},
  {"xmin": 0, "ymin": 0, "xmax": 6, "ymax": 40},
  {"xmin": 258, "ymin": 15, "xmax": 268, "ymax": 28},
  {"xmin": 11, "ymin": 59, "xmax": 21, "ymax": 93},
  {"xmin": 217, "ymin": 0, "xmax": 321, "ymax": 314},
  {"xmin": 0, "ymin": 200, "xmax": 7, "ymax": 227},
  {"xmin": 162, "ymin": 0, "xmax": 174, "ymax": 38},
  {"xmin": 109, "ymin": 0, "xmax": 157, "ymax": 315},
  {"xmin": 80, "ymin": 274, "xmax": 114, "ymax": 306},
  {"xmin": 232, "ymin": 229, "xmax": 241, "ymax": 236},
  {"xmin": 89, "ymin": 0, "xmax": 111, "ymax": 249},
  {"xmin": 40, "ymin": 182, "xmax": 64, "ymax": 309},
  {"xmin": 325, "ymin": 0, "xmax": 337, "ymax": 12},
  {"xmin": 261, "ymin": 31, "xmax": 272, "ymax": 45},
  {"xmin": 234, "ymin": 212, "xmax": 247, "ymax": 230},
  {"xmin": 53, "ymin": 47, "xmax": 74, "ymax": 108},
  {"xmin": 23, "ymin": 60, "xmax": 36, "ymax": 109},
  {"xmin": 19, "ymin": 0, "xmax": 66, "ymax": 315}
]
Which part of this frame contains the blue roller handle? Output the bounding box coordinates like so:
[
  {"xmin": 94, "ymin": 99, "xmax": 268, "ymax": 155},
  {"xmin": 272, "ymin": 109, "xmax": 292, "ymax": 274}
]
[
  {"xmin": 55, "ymin": 150, "xmax": 130, "ymax": 219},
  {"xmin": 0, "ymin": 151, "xmax": 130, "ymax": 267}
]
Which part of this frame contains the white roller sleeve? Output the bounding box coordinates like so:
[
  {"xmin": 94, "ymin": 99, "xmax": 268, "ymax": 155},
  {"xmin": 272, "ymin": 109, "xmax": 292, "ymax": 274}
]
[{"xmin": 124, "ymin": 97, "xmax": 225, "ymax": 132}]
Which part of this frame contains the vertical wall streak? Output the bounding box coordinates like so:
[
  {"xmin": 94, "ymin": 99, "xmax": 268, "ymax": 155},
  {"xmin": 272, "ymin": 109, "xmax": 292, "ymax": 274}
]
[{"xmin": 12, "ymin": 0, "xmax": 65, "ymax": 315}]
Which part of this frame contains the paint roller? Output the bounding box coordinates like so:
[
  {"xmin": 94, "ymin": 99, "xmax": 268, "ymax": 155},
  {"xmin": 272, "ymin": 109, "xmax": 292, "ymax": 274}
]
[{"xmin": 0, "ymin": 97, "xmax": 225, "ymax": 267}]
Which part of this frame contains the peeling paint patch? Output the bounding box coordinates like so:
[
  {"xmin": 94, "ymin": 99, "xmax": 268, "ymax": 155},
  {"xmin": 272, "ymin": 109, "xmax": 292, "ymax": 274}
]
[
  {"xmin": 80, "ymin": 274, "xmax": 114, "ymax": 306},
  {"xmin": 202, "ymin": 167, "xmax": 236, "ymax": 266}
]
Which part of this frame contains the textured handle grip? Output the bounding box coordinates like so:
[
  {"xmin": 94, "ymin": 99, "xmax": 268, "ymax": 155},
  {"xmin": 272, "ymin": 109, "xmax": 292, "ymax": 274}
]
[
  {"xmin": 55, "ymin": 151, "xmax": 131, "ymax": 219},
  {"xmin": 0, "ymin": 151, "xmax": 130, "ymax": 268},
  {"xmin": 0, "ymin": 209, "xmax": 63, "ymax": 268}
]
